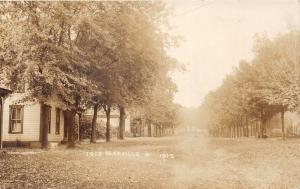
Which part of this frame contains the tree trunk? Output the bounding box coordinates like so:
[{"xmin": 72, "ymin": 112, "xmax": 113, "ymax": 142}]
[
  {"xmin": 281, "ymin": 108, "xmax": 285, "ymax": 140},
  {"xmin": 254, "ymin": 122, "xmax": 257, "ymax": 137},
  {"xmin": 241, "ymin": 126, "xmax": 243, "ymax": 137},
  {"xmin": 105, "ymin": 106, "xmax": 111, "ymax": 142},
  {"xmin": 233, "ymin": 126, "xmax": 235, "ymax": 138},
  {"xmin": 148, "ymin": 120, "xmax": 152, "ymax": 137},
  {"xmin": 221, "ymin": 127, "xmax": 223, "ymax": 137},
  {"xmin": 141, "ymin": 119, "xmax": 145, "ymax": 137},
  {"xmin": 233, "ymin": 125, "xmax": 236, "ymax": 138},
  {"xmin": 227, "ymin": 127, "xmax": 229, "ymax": 138},
  {"xmin": 245, "ymin": 117, "xmax": 249, "ymax": 137},
  {"xmin": 260, "ymin": 110, "xmax": 264, "ymax": 138},
  {"xmin": 172, "ymin": 125, "xmax": 175, "ymax": 135},
  {"xmin": 66, "ymin": 110, "xmax": 75, "ymax": 148},
  {"xmin": 133, "ymin": 126, "xmax": 137, "ymax": 137},
  {"xmin": 78, "ymin": 113, "xmax": 82, "ymax": 141},
  {"xmin": 140, "ymin": 119, "xmax": 143, "ymax": 137},
  {"xmin": 250, "ymin": 123, "xmax": 253, "ymax": 137},
  {"xmin": 41, "ymin": 104, "xmax": 50, "ymax": 149},
  {"xmin": 240, "ymin": 126, "xmax": 242, "ymax": 137},
  {"xmin": 240, "ymin": 118, "xmax": 243, "ymax": 137},
  {"xmin": 91, "ymin": 104, "xmax": 98, "ymax": 143},
  {"xmin": 118, "ymin": 106, "xmax": 126, "ymax": 140}
]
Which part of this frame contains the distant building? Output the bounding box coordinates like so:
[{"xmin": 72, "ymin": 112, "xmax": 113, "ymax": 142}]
[
  {"xmin": 83, "ymin": 108, "xmax": 131, "ymax": 138},
  {"xmin": 130, "ymin": 118, "xmax": 175, "ymax": 137},
  {"xmin": 267, "ymin": 111, "xmax": 300, "ymax": 137}
]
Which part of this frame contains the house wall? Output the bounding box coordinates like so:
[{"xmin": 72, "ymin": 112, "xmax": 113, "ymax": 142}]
[
  {"xmin": 2, "ymin": 93, "xmax": 66, "ymax": 143},
  {"xmin": 2, "ymin": 93, "xmax": 40, "ymax": 142},
  {"xmin": 44, "ymin": 98, "xmax": 65, "ymax": 142}
]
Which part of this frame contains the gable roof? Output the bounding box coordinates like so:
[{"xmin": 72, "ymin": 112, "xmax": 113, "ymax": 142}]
[{"xmin": 0, "ymin": 87, "xmax": 12, "ymax": 97}]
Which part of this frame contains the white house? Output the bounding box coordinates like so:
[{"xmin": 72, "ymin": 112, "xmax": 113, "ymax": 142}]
[
  {"xmin": 1, "ymin": 86, "xmax": 132, "ymax": 147},
  {"xmin": 83, "ymin": 108, "xmax": 131, "ymax": 138},
  {"xmin": 1, "ymin": 92, "xmax": 67, "ymax": 148}
]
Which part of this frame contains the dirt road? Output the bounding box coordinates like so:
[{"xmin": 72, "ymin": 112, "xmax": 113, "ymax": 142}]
[{"xmin": 1, "ymin": 136, "xmax": 300, "ymax": 188}]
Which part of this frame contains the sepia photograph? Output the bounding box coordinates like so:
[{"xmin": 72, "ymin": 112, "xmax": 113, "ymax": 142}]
[{"xmin": 0, "ymin": 0, "xmax": 299, "ymax": 188}]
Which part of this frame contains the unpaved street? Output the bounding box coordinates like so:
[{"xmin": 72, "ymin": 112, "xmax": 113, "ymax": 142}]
[{"xmin": 1, "ymin": 136, "xmax": 300, "ymax": 189}]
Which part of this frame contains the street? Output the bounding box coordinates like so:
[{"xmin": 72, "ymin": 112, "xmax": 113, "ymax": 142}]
[{"xmin": 1, "ymin": 136, "xmax": 300, "ymax": 188}]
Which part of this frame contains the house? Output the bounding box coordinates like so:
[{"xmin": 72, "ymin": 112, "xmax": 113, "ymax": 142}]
[
  {"xmin": 1, "ymin": 91, "xmax": 69, "ymax": 148},
  {"xmin": 83, "ymin": 108, "xmax": 131, "ymax": 139},
  {"xmin": 130, "ymin": 118, "xmax": 153, "ymax": 137},
  {"xmin": 130, "ymin": 118, "xmax": 175, "ymax": 137},
  {"xmin": 267, "ymin": 111, "xmax": 300, "ymax": 137}
]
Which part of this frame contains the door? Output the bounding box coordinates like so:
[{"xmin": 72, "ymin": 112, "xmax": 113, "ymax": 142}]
[{"xmin": 40, "ymin": 104, "xmax": 51, "ymax": 148}]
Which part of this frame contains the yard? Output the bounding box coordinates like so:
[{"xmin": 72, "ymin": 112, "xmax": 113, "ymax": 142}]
[{"xmin": 1, "ymin": 136, "xmax": 300, "ymax": 189}]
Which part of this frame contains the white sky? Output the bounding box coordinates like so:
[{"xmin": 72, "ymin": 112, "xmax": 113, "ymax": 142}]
[{"xmin": 168, "ymin": 0, "xmax": 300, "ymax": 108}]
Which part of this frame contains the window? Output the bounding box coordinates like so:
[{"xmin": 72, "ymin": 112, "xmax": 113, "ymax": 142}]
[
  {"xmin": 9, "ymin": 105, "xmax": 24, "ymax": 134},
  {"xmin": 55, "ymin": 108, "xmax": 61, "ymax": 135}
]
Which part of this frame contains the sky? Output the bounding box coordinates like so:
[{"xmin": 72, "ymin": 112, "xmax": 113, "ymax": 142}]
[{"xmin": 168, "ymin": 0, "xmax": 300, "ymax": 108}]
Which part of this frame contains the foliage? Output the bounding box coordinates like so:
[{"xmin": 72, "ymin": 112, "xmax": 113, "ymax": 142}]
[
  {"xmin": 200, "ymin": 31, "xmax": 300, "ymax": 131},
  {"xmin": 0, "ymin": 2, "xmax": 179, "ymax": 141}
]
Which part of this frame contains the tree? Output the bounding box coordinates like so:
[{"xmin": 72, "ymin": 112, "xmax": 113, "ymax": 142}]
[
  {"xmin": 0, "ymin": 1, "xmax": 180, "ymax": 144},
  {"xmin": 84, "ymin": 1, "xmax": 179, "ymax": 141},
  {"xmin": 200, "ymin": 31, "xmax": 300, "ymax": 139},
  {"xmin": 0, "ymin": 2, "xmax": 97, "ymax": 147}
]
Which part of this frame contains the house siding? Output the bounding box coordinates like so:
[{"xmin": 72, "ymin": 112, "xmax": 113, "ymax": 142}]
[
  {"xmin": 2, "ymin": 93, "xmax": 40, "ymax": 141},
  {"xmin": 2, "ymin": 93, "xmax": 66, "ymax": 143},
  {"xmin": 43, "ymin": 97, "xmax": 65, "ymax": 142}
]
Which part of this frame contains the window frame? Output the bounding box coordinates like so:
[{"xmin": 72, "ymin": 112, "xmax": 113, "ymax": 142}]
[
  {"xmin": 9, "ymin": 105, "xmax": 24, "ymax": 134},
  {"xmin": 55, "ymin": 108, "xmax": 61, "ymax": 135}
]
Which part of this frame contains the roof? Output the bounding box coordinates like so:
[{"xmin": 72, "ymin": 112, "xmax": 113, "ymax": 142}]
[{"xmin": 0, "ymin": 87, "xmax": 12, "ymax": 97}]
